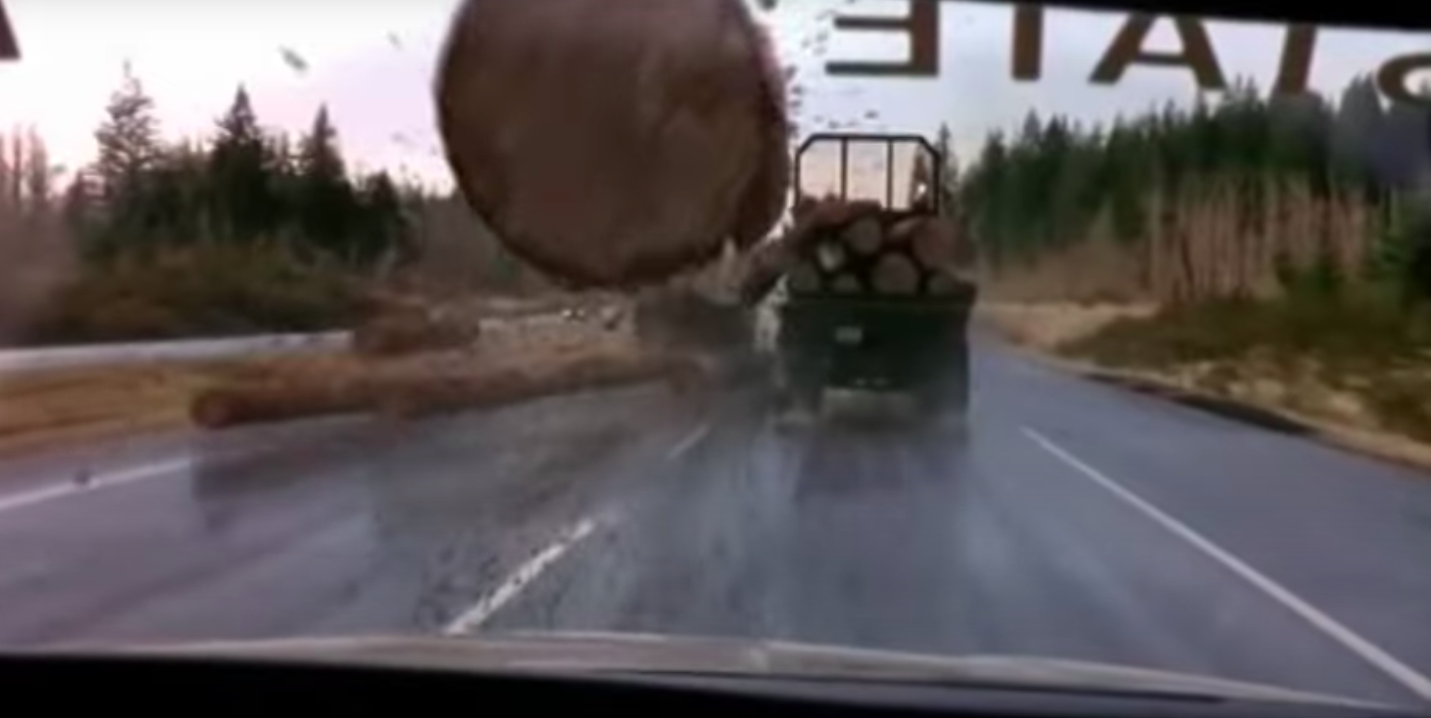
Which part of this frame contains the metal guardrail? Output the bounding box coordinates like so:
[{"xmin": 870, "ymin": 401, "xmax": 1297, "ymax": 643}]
[{"xmin": 0, "ymin": 332, "xmax": 351, "ymax": 375}]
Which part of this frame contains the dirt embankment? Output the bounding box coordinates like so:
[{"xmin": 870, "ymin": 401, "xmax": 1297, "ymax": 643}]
[
  {"xmin": 980, "ymin": 300, "xmax": 1431, "ymax": 471},
  {"xmin": 976, "ymin": 302, "xmax": 1156, "ymax": 352}
]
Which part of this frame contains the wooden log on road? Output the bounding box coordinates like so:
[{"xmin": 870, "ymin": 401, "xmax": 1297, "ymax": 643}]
[
  {"xmin": 191, "ymin": 378, "xmax": 383, "ymax": 429},
  {"xmin": 379, "ymin": 348, "xmax": 696, "ymax": 419}
]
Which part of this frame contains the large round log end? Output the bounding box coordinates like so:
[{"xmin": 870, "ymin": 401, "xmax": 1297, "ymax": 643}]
[{"xmin": 435, "ymin": 0, "xmax": 791, "ymax": 287}]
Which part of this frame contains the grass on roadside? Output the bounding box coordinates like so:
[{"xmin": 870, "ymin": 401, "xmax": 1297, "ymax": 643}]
[
  {"xmin": 23, "ymin": 244, "xmax": 371, "ymax": 346},
  {"xmin": 1061, "ymin": 294, "xmax": 1431, "ymax": 442}
]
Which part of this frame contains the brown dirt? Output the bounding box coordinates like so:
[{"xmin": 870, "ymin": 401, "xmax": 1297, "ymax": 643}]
[
  {"xmin": 0, "ymin": 359, "xmax": 257, "ymax": 458},
  {"xmin": 977, "ymin": 301, "xmax": 1157, "ymax": 351}
]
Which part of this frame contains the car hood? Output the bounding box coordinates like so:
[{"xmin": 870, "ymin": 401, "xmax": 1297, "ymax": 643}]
[{"xmin": 92, "ymin": 630, "xmax": 1389, "ymax": 710}]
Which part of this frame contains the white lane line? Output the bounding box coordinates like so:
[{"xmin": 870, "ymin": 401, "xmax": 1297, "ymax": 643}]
[
  {"xmin": 1023, "ymin": 427, "xmax": 1431, "ymax": 703},
  {"xmin": 0, "ymin": 458, "xmax": 193, "ymax": 516},
  {"xmin": 666, "ymin": 421, "xmax": 712, "ymax": 461},
  {"xmin": 443, "ymin": 518, "xmax": 598, "ymax": 635}
]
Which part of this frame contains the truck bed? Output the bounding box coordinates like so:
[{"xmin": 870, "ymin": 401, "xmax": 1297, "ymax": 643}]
[{"xmin": 776, "ymin": 292, "xmax": 974, "ymax": 392}]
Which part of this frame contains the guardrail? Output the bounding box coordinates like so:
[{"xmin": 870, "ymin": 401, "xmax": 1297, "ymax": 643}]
[{"xmin": 0, "ymin": 332, "xmax": 351, "ymax": 375}]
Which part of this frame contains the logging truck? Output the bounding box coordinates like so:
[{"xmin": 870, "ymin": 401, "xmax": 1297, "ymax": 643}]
[{"xmin": 763, "ymin": 133, "xmax": 978, "ymax": 421}]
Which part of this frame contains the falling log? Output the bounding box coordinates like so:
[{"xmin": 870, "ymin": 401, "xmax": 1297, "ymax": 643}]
[
  {"xmin": 738, "ymin": 238, "xmax": 795, "ymax": 304},
  {"xmin": 435, "ymin": 0, "xmax": 790, "ymax": 287},
  {"xmin": 872, "ymin": 253, "xmax": 921, "ymax": 296}
]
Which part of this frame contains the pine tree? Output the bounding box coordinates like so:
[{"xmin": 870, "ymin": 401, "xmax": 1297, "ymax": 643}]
[
  {"xmin": 356, "ymin": 170, "xmax": 409, "ymax": 271},
  {"xmin": 209, "ymin": 85, "xmax": 279, "ymax": 241},
  {"xmin": 1331, "ymin": 75, "xmax": 1386, "ymax": 186},
  {"xmin": 21, "ymin": 128, "xmax": 53, "ymax": 216},
  {"xmin": 93, "ymin": 62, "xmax": 160, "ymax": 202},
  {"xmin": 296, "ymin": 105, "xmax": 359, "ymax": 260}
]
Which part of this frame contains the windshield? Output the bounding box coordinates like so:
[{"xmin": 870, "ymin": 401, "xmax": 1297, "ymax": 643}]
[{"xmin": 2, "ymin": 0, "xmax": 1431, "ymax": 710}]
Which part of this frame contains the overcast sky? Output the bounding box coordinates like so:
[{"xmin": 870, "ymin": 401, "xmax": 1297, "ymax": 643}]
[{"xmin": 0, "ymin": 0, "xmax": 1428, "ymax": 190}]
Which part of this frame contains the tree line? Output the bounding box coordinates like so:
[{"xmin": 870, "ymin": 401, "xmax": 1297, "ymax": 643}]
[
  {"xmin": 956, "ymin": 76, "xmax": 1431, "ymax": 305},
  {"xmin": 63, "ymin": 64, "xmax": 411, "ymax": 270}
]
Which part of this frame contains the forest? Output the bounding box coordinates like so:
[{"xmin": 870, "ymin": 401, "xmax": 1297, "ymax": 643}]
[
  {"xmin": 0, "ymin": 66, "xmax": 539, "ymax": 345},
  {"xmin": 957, "ymin": 75, "xmax": 1431, "ymax": 439},
  {"xmin": 958, "ymin": 76, "xmax": 1431, "ymax": 306}
]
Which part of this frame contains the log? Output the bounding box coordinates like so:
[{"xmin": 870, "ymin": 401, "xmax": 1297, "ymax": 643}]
[
  {"xmin": 926, "ymin": 269, "xmax": 961, "ymax": 298},
  {"xmin": 910, "ymin": 218, "xmax": 958, "ymax": 269},
  {"xmin": 380, "ymin": 349, "xmax": 693, "ymax": 418},
  {"xmin": 192, "ymin": 348, "xmax": 690, "ymax": 428},
  {"xmin": 191, "ymin": 379, "xmax": 382, "ymax": 429},
  {"xmin": 889, "ymin": 217, "xmax": 922, "ymax": 244},
  {"xmin": 831, "ymin": 273, "xmax": 863, "ymax": 294},
  {"xmin": 738, "ymin": 239, "xmax": 794, "ymax": 304},
  {"xmin": 926, "ymin": 269, "xmax": 977, "ymax": 302},
  {"xmin": 813, "ymin": 240, "xmax": 848, "ymax": 273},
  {"xmin": 842, "ymin": 215, "xmax": 883, "ymax": 255},
  {"xmin": 786, "ymin": 261, "xmax": 821, "ymax": 293},
  {"xmin": 435, "ymin": 0, "xmax": 790, "ymax": 287},
  {"xmin": 872, "ymin": 253, "xmax": 921, "ymax": 296}
]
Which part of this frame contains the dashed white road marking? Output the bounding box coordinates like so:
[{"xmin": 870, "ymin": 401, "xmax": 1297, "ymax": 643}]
[
  {"xmin": 666, "ymin": 421, "xmax": 712, "ymax": 461},
  {"xmin": 0, "ymin": 458, "xmax": 193, "ymax": 516},
  {"xmin": 443, "ymin": 518, "xmax": 598, "ymax": 635},
  {"xmin": 1024, "ymin": 426, "xmax": 1431, "ymax": 704}
]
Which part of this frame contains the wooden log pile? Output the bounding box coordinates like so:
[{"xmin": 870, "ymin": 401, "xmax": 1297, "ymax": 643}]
[{"xmin": 739, "ymin": 198, "xmax": 971, "ymax": 303}]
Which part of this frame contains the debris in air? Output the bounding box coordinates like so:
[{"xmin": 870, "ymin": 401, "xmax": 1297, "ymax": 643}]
[{"xmin": 279, "ymin": 47, "xmax": 309, "ymax": 74}]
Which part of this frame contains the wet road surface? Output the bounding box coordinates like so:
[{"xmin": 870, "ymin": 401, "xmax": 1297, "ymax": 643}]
[{"xmin": 0, "ymin": 339, "xmax": 1430, "ymax": 707}]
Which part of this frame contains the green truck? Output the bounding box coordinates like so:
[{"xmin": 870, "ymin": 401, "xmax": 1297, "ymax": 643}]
[{"xmin": 770, "ymin": 133, "xmax": 978, "ymax": 422}]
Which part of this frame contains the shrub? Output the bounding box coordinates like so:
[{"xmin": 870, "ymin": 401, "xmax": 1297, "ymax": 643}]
[{"xmin": 25, "ymin": 243, "xmax": 371, "ymax": 344}]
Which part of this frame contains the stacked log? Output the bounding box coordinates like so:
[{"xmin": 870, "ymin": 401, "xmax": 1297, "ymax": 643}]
[
  {"xmin": 871, "ymin": 254, "xmax": 920, "ymax": 296},
  {"xmin": 843, "ymin": 216, "xmax": 883, "ymax": 256},
  {"xmin": 786, "ymin": 261, "xmax": 821, "ymax": 293},
  {"xmin": 435, "ymin": 0, "xmax": 790, "ymax": 288},
  {"xmin": 778, "ymin": 204, "xmax": 968, "ymax": 299}
]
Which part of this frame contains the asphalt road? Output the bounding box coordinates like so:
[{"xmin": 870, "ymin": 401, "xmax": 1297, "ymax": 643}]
[{"xmin": 1, "ymin": 338, "xmax": 1430, "ymax": 707}]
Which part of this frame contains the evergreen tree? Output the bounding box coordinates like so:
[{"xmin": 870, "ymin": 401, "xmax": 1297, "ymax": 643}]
[
  {"xmin": 209, "ymin": 85, "xmax": 280, "ymax": 241},
  {"xmin": 93, "ymin": 62, "xmax": 160, "ymax": 201},
  {"xmin": 295, "ymin": 105, "xmax": 359, "ymax": 261}
]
